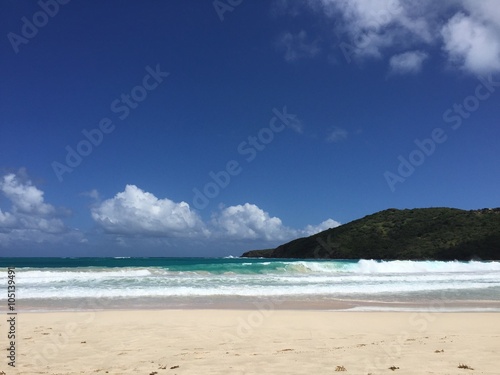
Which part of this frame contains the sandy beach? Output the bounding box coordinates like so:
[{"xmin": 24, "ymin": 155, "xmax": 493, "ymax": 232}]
[{"xmin": 4, "ymin": 309, "xmax": 499, "ymax": 374}]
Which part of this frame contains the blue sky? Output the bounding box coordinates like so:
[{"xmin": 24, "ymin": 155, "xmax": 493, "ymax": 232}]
[{"xmin": 1, "ymin": 0, "xmax": 499, "ymax": 257}]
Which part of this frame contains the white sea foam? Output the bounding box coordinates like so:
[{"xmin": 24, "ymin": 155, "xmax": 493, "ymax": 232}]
[
  {"xmin": 354, "ymin": 259, "xmax": 500, "ymax": 274},
  {"xmin": 16, "ymin": 268, "xmax": 153, "ymax": 284},
  {"xmin": 282, "ymin": 259, "xmax": 500, "ymax": 274},
  {"xmin": 2, "ymin": 260, "xmax": 500, "ymax": 301}
]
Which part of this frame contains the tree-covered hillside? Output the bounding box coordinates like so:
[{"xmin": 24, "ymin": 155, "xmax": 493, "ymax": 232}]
[{"xmin": 241, "ymin": 208, "xmax": 500, "ymax": 260}]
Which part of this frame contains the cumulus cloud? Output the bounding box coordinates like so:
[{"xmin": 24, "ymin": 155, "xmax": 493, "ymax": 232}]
[
  {"xmin": 1, "ymin": 173, "xmax": 55, "ymax": 215},
  {"xmin": 0, "ymin": 174, "xmax": 339, "ymax": 251},
  {"xmin": 212, "ymin": 203, "xmax": 341, "ymax": 240},
  {"xmin": 277, "ymin": 30, "xmax": 321, "ymax": 62},
  {"xmin": 301, "ymin": 218, "xmax": 341, "ymax": 236},
  {"xmin": 310, "ymin": 0, "xmax": 435, "ymax": 59},
  {"xmin": 91, "ymin": 185, "xmax": 208, "ymax": 237},
  {"xmin": 389, "ymin": 50, "xmax": 428, "ymax": 74},
  {"xmin": 212, "ymin": 203, "xmax": 293, "ymax": 241},
  {"xmin": 281, "ymin": 0, "xmax": 500, "ymax": 74},
  {"xmin": 441, "ymin": 12, "xmax": 500, "ymax": 74},
  {"xmin": 0, "ymin": 209, "xmax": 15, "ymax": 228},
  {"xmin": 0, "ymin": 172, "xmax": 84, "ymax": 247},
  {"xmin": 212, "ymin": 203, "xmax": 340, "ymax": 240},
  {"xmin": 92, "ymin": 186, "xmax": 340, "ymax": 243}
]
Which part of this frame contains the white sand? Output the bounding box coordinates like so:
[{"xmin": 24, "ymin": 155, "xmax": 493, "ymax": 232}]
[{"xmin": 5, "ymin": 310, "xmax": 500, "ymax": 374}]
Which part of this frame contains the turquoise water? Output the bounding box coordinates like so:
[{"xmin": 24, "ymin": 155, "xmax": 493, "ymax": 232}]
[
  {"xmin": 1, "ymin": 256, "xmax": 353, "ymax": 272},
  {"xmin": 1, "ymin": 257, "xmax": 500, "ymax": 311}
]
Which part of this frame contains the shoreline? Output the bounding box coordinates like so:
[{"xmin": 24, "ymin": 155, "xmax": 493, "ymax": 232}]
[
  {"xmin": 7, "ymin": 310, "xmax": 500, "ymax": 374},
  {"xmin": 5, "ymin": 296, "xmax": 500, "ymax": 312}
]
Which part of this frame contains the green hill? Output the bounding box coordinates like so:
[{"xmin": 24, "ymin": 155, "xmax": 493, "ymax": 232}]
[{"xmin": 241, "ymin": 208, "xmax": 500, "ymax": 260}]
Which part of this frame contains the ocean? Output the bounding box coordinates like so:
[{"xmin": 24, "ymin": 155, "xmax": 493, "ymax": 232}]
[{"xmin": 2, "ymin": 257, "xmax": 500, "ymax": 311}]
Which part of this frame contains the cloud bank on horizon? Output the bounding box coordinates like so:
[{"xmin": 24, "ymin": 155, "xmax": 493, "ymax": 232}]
[
  {"xmin": 91, "ymin": 185, "xmax": 340, "ymax": 241},
  {"xmin": 0, "ymin": 171, "xmax": 85, "ymax": 248},
  {"xmin": 277, "ymin": 0, "xmax": 500, "ymax": 75},
  {"xmin": 0, "ymin": 171, "xmax": 340, "ymax": 254}
]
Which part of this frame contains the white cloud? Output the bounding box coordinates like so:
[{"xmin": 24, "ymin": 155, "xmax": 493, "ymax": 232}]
[
  {"xmin": 0, "ymin": 172, "xmax": 85, "ymax": 247},
  {"xmin": 310, "ymin": 0, "xmax": 434, "ymax": 58},
  {"xmin": 92, "ymin": 186, "xmax": 341, "ymax": 244},
  {"xmin": 287, "ymin": 0, "xmax": 500, "ymax": 74},
  {"xmin": 0, "ymin": 208, "xmax": 14, "ymax": 224},
  {"xmin": 319, "ymin": 0, "xmax": 404, "ymax": 31},
  {"xmin": 441, "ymin": 12, "xmax": 500, "ymax": 74},
  {"xmin": 389, "ymin": 50, "xmax": 428, "ymax": 74},
  {"xmin": 277, "ymin": 30, "xmax": 321, "ymax": 62},
  {"xmin": 91, "ymin": 185, "xmax": 208, "ymax": 237},
  {"xmin": 301, "ymin": 218, "xmax": 341, "ymax": 236},
  {"xmin": 212, "ymin": 203, "xmax": 294, "ymax": 241},
  {"xmin": 326, "ymin": 127, "xmax": 348, "ymax": 143},
  {"xmin": 1, "ymin": 173, "xmax": 55, "ymax": 215},
  {"xmin": 0, "ymin": 228, "xmax": 85, "ymax": 248},
  {"xmin": 0, "ymin": 173, "xmax": 340, "ymax": 251},
  {"xmin": 212, "ymin": 203, "xmax": 340, "ymax": 240},
  {"xmin": 462, "ymin": 0, "xmax": 500, "ymax": 28}
]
